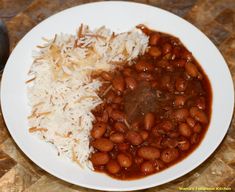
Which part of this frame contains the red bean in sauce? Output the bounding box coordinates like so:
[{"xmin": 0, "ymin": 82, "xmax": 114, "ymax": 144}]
[{"xmin": 90, "ymin": 26, "xmax": 212, "ymax": 180}]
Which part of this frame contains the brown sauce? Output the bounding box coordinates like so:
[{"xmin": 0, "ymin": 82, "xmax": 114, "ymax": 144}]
[{"xmin": 89, "ymin": 25, "xmax": 212, "ymax": 180}]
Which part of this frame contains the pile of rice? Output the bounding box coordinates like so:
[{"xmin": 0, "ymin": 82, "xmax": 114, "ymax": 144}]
[{"xmin": 27, "ymin": 24, "xmax": 148, "ymax": 169}]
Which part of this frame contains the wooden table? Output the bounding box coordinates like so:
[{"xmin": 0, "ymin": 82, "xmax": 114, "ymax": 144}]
[{"xmin": 0, "ymin": 0, "xmax": 235, "ymax": 191}]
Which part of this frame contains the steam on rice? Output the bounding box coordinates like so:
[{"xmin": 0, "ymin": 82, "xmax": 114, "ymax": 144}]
[{"xmin": 27, "ymin": 24, "xmax": 148, "ymax": 169}]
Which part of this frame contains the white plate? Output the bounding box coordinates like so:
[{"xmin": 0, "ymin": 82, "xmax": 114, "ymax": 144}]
[{"xmin": 1, "ymin": 1, "xmax": 234, "ymax": 191}]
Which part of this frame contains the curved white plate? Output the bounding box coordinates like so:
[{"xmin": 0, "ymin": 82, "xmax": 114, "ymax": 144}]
[{"xmin": 1, "ymin": 1, "xmax": 234, "ymax": 191}]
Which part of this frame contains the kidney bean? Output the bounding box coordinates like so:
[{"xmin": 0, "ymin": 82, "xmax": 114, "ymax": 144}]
[
  {"xmin": 117, "ymin": 153, "xmax": 132, "ymax": 168},
  {"xmin": 118, "ymin": 143, "xmax": 130, "ymax": 151},
  {"xmin": 105, "ymin": 91, "xmax": 116, "ymax": 103},
  {"xmin": 148, "ymin": 47, "xmax": 162, "ymax": 57},
  {"xmin": 182, "ymin": 50, "xmax": 193, "ymax": 61},
  {"xmin": 144, "ymin": 112, "xmax": 155, "ymax": 130},
  {"xmin": 149, "ymin": 33, "xmax": 160, "ymax": 45},
  {"xmin": 106, "ymin": 105, "xmax": 113, "ymax": 116},
  {"xmin": 111, "ymin": 110, "xmax": 125, "ymax": 122},
  {"xmin": 174, "ymin": 108, "xmax": 189, "ymax": 121},
  {"xmin": 140, "ymin": 130, "xmax": 149, "ymax": 140},
  {"xmin": 193, "ymin": 123, "xmax": 202, "ymax": 133},
  {"xmin": 123, "ymin": 67, "xmax": 132, "ymax": 77},
  {"xmin": 189, "ymin": 107, "xmax": 208, "ymax": 124},
  {"xmin": 153, "ymin": 159, "xmax": 165, "ymax": 171},
  {"xmin": 106, "ymin": 160, "xmax": 120, "ymax": 174},
  {"xmin": 111, "ymin": 103, "xmax": 119, "ymax": 110},
  {"xmin": 91, "ymin": 152, "xmax": 109, "ymax": 166},
  {"xmin": 162, "ymin": 43, "xmax": 172, "ymax": 55},
  {"xmin": 151, "ymin": 80, "xmax": 159, "ymax": 88},
  {"xmin": 99, "ymin": 110, "xmax": 109, "ymax": 123},
  {"xmin": 178, "ymin": 137, "xmax": 190, "ymax": 151},
  {"xmin": 167, "ymin": 131, "xmax": 180, "ymax": 138},
  {"xmin": 113, "ymin": 96, "xmax": 123, "ymax": 104},
  {"xmin": 138, "ymin": 72, "xmax": 154, "ymax": 81},
  {"xmin": 175, "ymin": 77, "xmax": 187, "ymax": 92},
  {"xmin": 141, "ymin": 161, "xmax": 155, "ymax": 174},
  {"xmin": 101, "ymin": 71, "xmax": 112, "ymax": 81},
  {"xmin": 161, "ymin": 148, "xmax": 179, "ymax": 163},
  {"xmin": 126, "ymin": 131, "xmax": 143, "ymax": 145},
  {"xmin": 161, "ymin": 75, "xmax": 173, "ymax": 91},
  {"xmin": 137, "ymin": 146, "xmax": 160, "ymax": 160},
  {"xmin": 179, "ymin": 123, "xmax": 192, "ymax": 137},
  {"xmin": 172, "ymin": 59, "xmax": 186, "ymax": 67},
  {"xmin": 135, "ymin": 157, "xmax": 144, "ymax": 165},
  {"xmin": 91, "ymin": 122, "xmax": 107, "ymax": 139},
  {"xmin": 174, "ymin": 95, "xmax": 187, "ymax": 107},
  {"xmin": 110, "ymin": 132, "xmax": 124, "ymax": 143},
  {"xmin": 125, "ymin": 77, "xmax": 137, "ymax": 90},
  {"xmin": 161, "ymin": 138, "xmax": 178, "ymax": 148},
  {"xmin": 160, "ymin": 120, "xmax": 174, "ymax": 131},
  {"xmin": 92, "ymin": 138, "xmax": 114, "ymax": 152},
  {"xmin": 186, "ymin": 117, "xmax": 196, "ymax": 127},
  {"xmin": 191, "ymin": 133, "xmax": 199, "ymax": 144},
  {"xmin": 114, "ymin": 122, "xmax": 127, "ymax": 133},
  {"xmin": 131, "ymin": 120, "xmax": 141, "ymax": 130},
  {"xmin": 112, "ymin": 75, "xmax": 125, "ymax": 94},
  {"xmin": 185, "ymin": 62, "xmax": 199, "ymax": 78},
  {"xmin": 196, "ymin": 97, "xmax": 206, "ymax": 110},
  {"xmin": 135, "ymin": 60, "xmax": 154, "ymax": 72}
]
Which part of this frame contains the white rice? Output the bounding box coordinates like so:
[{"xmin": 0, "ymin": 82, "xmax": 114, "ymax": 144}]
[{"xmin": 27, "ymin": 25, "xmax": 148, "ymax": 169}]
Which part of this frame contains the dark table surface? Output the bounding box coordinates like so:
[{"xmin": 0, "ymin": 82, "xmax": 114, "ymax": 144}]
[{"xmin": 0, "ymin": 0, "xmax": 235, "ymax": 191}]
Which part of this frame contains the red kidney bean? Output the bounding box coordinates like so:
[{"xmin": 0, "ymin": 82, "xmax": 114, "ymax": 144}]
[
  {"xmin": 174, "ymin": 95, "xmax": 187, "ymax": 107},
  {"xmin": 153, "ymin": 159, "xmax": 165, "ymax": 171},
  {"xmin": 105, "ymin": 91, "xmax": 116, "ymax": 103},
  {"xmin": 110, "ymin": 132, "xmax": 124, "ymax": 143},
  {"xmin": 148, "ymin": 47, "xmax": 162, "ymax": 57},
  {"xmin": 114, "ymin": 122, "xmax": 127, "ymax": 133},
  {"xmin": 161, "ymin": 75, "xmax": 173, "ymax": 91},
  {"xmin": 149, "ymin": 33, "xmax": 160, "ymax": 45},
  {"xmin": 193, "ymin": 123, "xmax": 202, "ymax": 133},
  {"xmin": 196, "ymin": 97, "xmax": 206, "ymax": 110},
  {"xmin": 92, "ymin": 138, "xmax": 114, "ymax": 152},
  {"xmin": 126, "ymin": 131, "xmax": 143, "ymax": 145},
  {"xmin": 161, "ymin": 138, "xmax": 178, "ymax": 148},
  {"xmin": 151, "ymin": 80, "xmax": 159, "ymax": 88},
  {"xmin": 123, "ymin": 68, "xmax": 133, "ymax": 77},
  {"xmin": 137, "ymin": 146, "xmax": 160, "ymax": 160},
  {"xmin": 91, "ymin": 122, "xmax": 107, "ymax": 139},
  {"xmin": 162, "ymin": 43, "xmax": 172, "ymax": 55},
  {"xmin": 175, "ymin": 77, "xmax": 187, "ymax": 92},
  {"xmin": 118, "ymin": 143, "xmax": 130, "ymax": 151},
  {"xmin": 174, "ymin": 108, "xmax": 189, "ymax": 121},
  {"xmin": 172, "ymin": 59, "xmax": 186, "ymax": 67},
  {"xmin": 91, "ymin": 152, "xmax": 110, "ymax": 166},
  {"xmin": 140, "ymin": 161, "xmax": 155, "ymax": 174},
  {"xmin": 140, "ymin": 130, "xmax": 149, "ymax": 140},
  {"xmin": 111, "ymin": 110, "xmax": 125, "ymax": 122},
  {"xmin": 160, "ymin": 120, "xmax": 174, "ymax": 131},
  {"xmin": 117, "ymin": 153, "xmax": 132, "ymax": 168},
  {"xmin": 179, "ymin": 123, "xmax": 192, "ymax": 137},
  {"xmin": 106, "ymin": 160, "xmax": 121, "ymax": 174},
  {"xmin": 144, "ymin": 112, "xmax": 155, "ymax": 130},
  {"xmin": 125, "ymin": 77, "xmax": 137, "ymax": 90},
  {"xmin": 112, "ymin": 75, "xmax": 125, "ymax": 94},
  {"xmin": 135, "ymin": 157, "xmax": 144, "ymax": 165},
  {"xmin": 135, "ymin": 60, "xmax": 154, "ymax": 72},
  {"xmin": 185, "ymin": 62, "xmax": 199, "ymax": 78},
  {"xmin": 101, "ymin": 71, "xmax": 112, "ymax": 81},
  {"xmin": 113, "ymin": 96, "xmax": 123, "ymax": 104},
  {"xmin": 189, "ymin": 107, "xmax": 208, "ymax": 124},
  {"xmin": 167, "ymin": 131, "xmax": 180, "ymax": 138},
  {"xmin": 161, "ymin": 148, "xmax": 179, "ymax": 163},
  {"xmin": 138, "ymin": 72, "xmax": 154, "ymax": 81},
  {"xmin": 178, "ymin": 137, "xmax": 190, "ymax": 151},
  {"xmin": 182, "ymin": 50, "xmax": 193, "ymax": 61},
  {"xmin": 106, "ymin": 105, "xmax": 113, "ymax": 116},
  {"xmin": 191, "ymin": 133, "xmax": 199, "ymax": 144},
  {"xmin": 186, "ymin": 117, "xmax": 196, "ymax": 128}
]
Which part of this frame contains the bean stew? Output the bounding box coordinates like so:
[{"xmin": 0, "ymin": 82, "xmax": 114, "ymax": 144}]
[{"xmin": 90, "ymin": 25, "xmax": 212, "ymax": 180}]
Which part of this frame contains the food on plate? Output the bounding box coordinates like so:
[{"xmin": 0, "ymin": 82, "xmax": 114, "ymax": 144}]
[
  {"xmin": 26, "ymin": 24, "xmax": 211, "ymax": 180},
  {"xmin": 89, "ymin": 25, "xmax": 212, "ymax": 179},
  {"xmin": 26, "ymin": 24, "xmax": 148, "ymax": 169}
]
